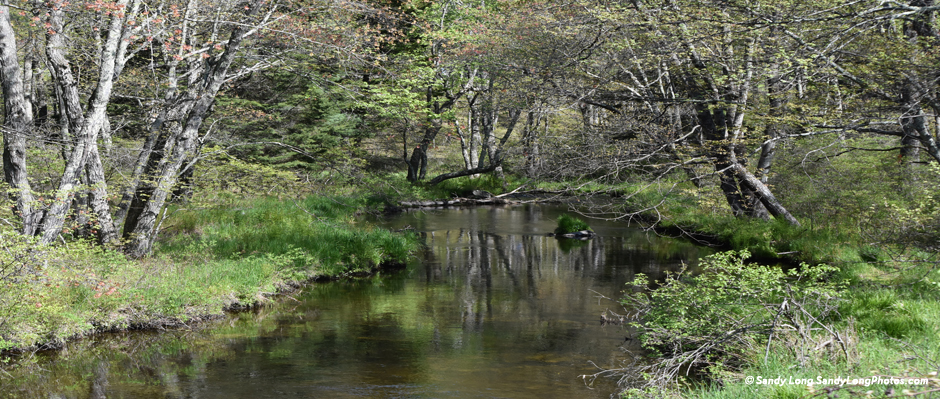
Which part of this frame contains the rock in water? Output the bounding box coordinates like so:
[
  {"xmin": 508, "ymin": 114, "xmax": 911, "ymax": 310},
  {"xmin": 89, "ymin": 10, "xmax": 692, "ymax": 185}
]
[
  {"xmin": 560, "ymin": 230, "xmax": 597, "ymax": 239},
  {"xmin": 471, "ymin": 190, "xmax": 494, "ymax": 199}
]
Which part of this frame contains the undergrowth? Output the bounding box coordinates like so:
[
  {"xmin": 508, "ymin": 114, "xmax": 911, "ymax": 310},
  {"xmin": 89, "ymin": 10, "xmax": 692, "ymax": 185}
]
[{"xmin": 0, "ymin": 196, "xmax": 419, "ymax": 353}]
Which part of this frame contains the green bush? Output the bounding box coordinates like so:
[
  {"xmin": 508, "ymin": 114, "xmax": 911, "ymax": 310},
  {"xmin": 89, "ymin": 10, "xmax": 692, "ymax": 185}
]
[
  {"xmin": 555, "ymin": 214, "xmax": 592, "ymax": 235},
  {"xmin": 618, "ymin": 250, "xmax": 849, "ymax": 393}
]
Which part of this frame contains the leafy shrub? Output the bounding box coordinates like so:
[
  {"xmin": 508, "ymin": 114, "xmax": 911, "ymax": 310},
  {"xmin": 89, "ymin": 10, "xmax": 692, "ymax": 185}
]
[
  {"xmin": 616, "ymin": 250, "xmax": 851, "ymax": 393},
  {"xmin": 555, "ymin": 214, "xmax": 592, "ymax": 235}
]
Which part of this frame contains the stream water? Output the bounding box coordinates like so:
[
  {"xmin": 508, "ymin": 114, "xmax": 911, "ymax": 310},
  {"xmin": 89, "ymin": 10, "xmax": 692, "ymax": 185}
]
[{"xmin": 2, "ymin": 204, "xmax": 709, "ymax": 399}]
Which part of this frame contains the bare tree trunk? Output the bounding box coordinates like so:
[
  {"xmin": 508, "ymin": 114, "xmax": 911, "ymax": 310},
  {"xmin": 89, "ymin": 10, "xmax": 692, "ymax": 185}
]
[
  {"xmin": 28, "ymin": 53, "xmax": 49, "ymax": 128},
  {"xmin": 427, "ymin": 163, "xmax": 501, "ymax": 185},
  {"xmin": 407, "ymin": 124, "xmax": 440, "ymax": 182},
  {"xmin": 522, "ymin": 110, "xmax": 543, "ymax": 177},
  {"xmin": 730, "ymin": 161, "xmax": 801, "ymax": 226},
  {"xmin": 38, "ymin": 1, "xmax": 127, "ymax": 245},
  {"xmin": 85, "ymin": 145, "xmax": 118, "ymax": 244},
  {"xmin": 407, "ymin": 91, "xmax": 456, "ymax": 182},
  {"xmin": 0, "ymin": 6, "xmax": 39, "ymax": 235},
  {"xmin": 114, "ymin": 127, "xmax": 170, "ymax": 229},
  {"xmin": 455, "ymin": 113, "xmax": 473, "ymax": 169},
  {"xmin": 408, "ymin": 69, "xmax": 478, "ymax": 183},
  {"xmin": 124, "ymin": 0, "xmax": 265, "ymax": 257},
  {"xmin": 478, "ymin": 99, "xmax": 497, "ymax": 169},
  {"xmin": 21, "ymin": 54, "xmax": 33, "ymax": 122},
  {"xmin": 469, "ymin": 98, "xmax": 482, "ymax": 171},
  {"xmin": 907, "ymin": 105, "xmax": 940, "ymax": 163},
  {"xmin": 492, "ymin": 108, "xmax": 521, "ymax": 182},
  {"xmin": 696, "ymin": 105, "xmax": 747, "ymax": 215}
]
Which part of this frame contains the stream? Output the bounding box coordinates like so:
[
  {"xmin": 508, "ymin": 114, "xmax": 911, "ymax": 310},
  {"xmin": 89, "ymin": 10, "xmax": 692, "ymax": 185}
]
[{"xmin": 2, "ymin": 204, "xmax": 710, "ymax": 399}]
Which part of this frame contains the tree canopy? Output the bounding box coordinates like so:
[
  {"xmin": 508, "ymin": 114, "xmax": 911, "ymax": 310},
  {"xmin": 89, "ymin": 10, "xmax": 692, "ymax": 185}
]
[{"xmin": 1, "ymin": 0, "xmax": 939, "ymax": 251}]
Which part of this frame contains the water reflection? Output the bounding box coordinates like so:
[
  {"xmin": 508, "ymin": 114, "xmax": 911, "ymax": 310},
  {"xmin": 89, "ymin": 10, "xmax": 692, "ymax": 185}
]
[{"xmin": 1, "ymin": 204, "xmax": 709, "ymax": 399}]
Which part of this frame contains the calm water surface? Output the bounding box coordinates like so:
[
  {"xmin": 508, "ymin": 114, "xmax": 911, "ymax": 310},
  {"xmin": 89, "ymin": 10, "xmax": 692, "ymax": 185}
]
[{"xmin": 2, "ymin": 205, "xmax": 709, "ymax": 399}]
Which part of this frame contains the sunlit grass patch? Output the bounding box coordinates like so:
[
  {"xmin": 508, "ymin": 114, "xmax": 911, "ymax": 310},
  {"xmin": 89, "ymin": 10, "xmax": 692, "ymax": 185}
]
[
  {"xmin": 159, "ymin": 196, "xmax": 418, "ymax": 273},
  {"xmin": 0, "ymin": 195, "xmax": 418, "ymax": 352}
]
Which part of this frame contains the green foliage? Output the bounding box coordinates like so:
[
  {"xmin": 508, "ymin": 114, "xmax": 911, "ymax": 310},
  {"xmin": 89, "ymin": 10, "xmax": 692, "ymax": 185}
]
[
  {"xmin": 216, "ymin": 69, "xmax": 371, "ymax": 172},
  {"xmin": 622, "ymin": 250, "xmax": 846, "ymax": 387},
  {"xmin": 0, "ymin": 232, "xmax": 133, "ymax": 350},
  {"xmin": 555, "ymin": 214, "xmax": 591, "ymax": 235},
  {"xmin": 773, "ymin": 136, "xmax": 914, "ymax": 232},
  {"xmin": 190, "ymin": 146, "xmax": 303, "ymax": 206},
  {"xmin": 160, "ymin": 196, "xmax": 418, "ymax": 274},
  {"xmin": 868, "ymin": 163, "xmax": 940, "ymax": 253}
]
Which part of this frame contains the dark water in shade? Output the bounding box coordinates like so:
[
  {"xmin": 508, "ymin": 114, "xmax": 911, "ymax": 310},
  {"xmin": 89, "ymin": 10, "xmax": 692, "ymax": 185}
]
[{"xmin": 1, "ymin": 204, "xmax": 710, "ymax": 399}]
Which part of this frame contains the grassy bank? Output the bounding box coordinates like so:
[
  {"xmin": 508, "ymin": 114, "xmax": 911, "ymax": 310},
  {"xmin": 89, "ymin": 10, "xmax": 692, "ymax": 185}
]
[
  {"xmin": 611, "ymin": 247, "xmax": 940, "ymax": 398},
  {"xmin": 559, "ymin": 171, "xmax": 940, "ymax": 397},
  {"xmin": 0, "ymin": 196, "xmax": 419, "ymax": 353},
  {"xmin": 375, "ymin": 147, "xmax": 939, "ymax": 398}
]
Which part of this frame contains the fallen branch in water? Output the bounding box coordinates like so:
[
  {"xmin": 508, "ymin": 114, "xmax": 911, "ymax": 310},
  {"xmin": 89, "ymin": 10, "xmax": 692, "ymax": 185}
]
[{"xmin": 396, "ymin": 185, "xmax": 559, "ymax": 208}]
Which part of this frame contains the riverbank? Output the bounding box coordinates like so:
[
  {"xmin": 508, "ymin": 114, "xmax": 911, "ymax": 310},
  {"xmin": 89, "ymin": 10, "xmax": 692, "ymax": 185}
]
[
  {"xmin": 381, "ymin": 175, "xmax": 862, "ymax": 266},
  {"xmin": 387, "ymin": 175, "xmax": 940, "ymax": 398},
  {"xmin": 0, "ymin": 196, "xmax": 419, "ymax": 355},
  {"xmin": 528, "ymin": 181, "xmax": 940, "ymax": 398},
  {"xmin": 3, "ymin": 171, "xmax": 936, "ymax": 399}
]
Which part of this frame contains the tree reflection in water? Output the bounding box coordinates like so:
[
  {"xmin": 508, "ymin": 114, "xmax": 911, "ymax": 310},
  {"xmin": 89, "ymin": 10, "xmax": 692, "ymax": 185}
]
[{"xmin": 2, "ymin": 204, "xmax": 709, "ymax": 399}]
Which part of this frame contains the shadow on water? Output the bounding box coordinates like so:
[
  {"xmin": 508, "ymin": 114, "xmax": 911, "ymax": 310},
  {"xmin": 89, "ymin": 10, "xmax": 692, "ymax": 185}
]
[{"xmin": 0, "ymin": 204, "xmax": 710, "ymax": 399}]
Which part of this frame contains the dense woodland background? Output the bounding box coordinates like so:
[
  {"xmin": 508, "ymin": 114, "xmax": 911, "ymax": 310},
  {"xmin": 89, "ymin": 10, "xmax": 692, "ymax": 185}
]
[
  {"xmin": 0, "ymin": 0, "xmax": 938, "ymax": 255},
  {"xmin": 4, "ymin": 0, "xmax": 940, "ymax": 396}
]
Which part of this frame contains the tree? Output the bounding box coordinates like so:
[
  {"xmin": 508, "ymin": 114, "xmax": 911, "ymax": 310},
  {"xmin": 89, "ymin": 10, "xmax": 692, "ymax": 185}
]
[
  {"xmin": 0, "ymin": 0, "xmax": 393, "ymax": 256},
  {"xmin": 0, "ymin": 5, "xmax": 37, "ymax": 235},
  {"xmin": 497, "ymin": 0, "xmax": 805, "ymax": 224}
]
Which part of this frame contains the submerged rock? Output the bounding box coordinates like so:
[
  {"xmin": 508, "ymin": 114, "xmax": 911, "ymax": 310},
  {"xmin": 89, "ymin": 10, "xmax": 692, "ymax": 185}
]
[{"xmin": 554, "ymin": 230, "xmax": 597, "ymax": 239}]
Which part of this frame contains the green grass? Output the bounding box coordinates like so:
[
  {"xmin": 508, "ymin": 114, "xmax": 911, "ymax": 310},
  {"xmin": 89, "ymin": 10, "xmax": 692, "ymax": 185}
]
[
  {"xmin": 0, "ymin": 195, "xmax": 419, "ymax": 352},
  {"xmin": 160, "ymin": 196, "xmax": 415, "ymax": 274},
  {"xmin": 622, "ymin": 262, "xmax": 940, "ymax": 399},
  {"xmin": 841, "ymin": 289, "xmax": 929, "ymax": 339},
  {"xmin": 683, "ymin": 325, "xmax": 940, "ymax": 399}
]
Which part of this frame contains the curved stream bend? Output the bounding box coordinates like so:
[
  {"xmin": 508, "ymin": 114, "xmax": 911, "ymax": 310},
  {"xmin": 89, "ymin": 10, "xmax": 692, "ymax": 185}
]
[{"xmin": 2, "ymin": 204, "xmax": 708, "ymax": 399}]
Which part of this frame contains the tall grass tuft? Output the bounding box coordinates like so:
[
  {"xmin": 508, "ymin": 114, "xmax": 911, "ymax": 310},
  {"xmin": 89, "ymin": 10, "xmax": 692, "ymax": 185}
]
[
  {"xmin": 555, "ymin": 214, "xmax": 592, "ymax": 235},
  {"xmin": 0, "ymin": 195, "xmax": 419, "ymax": 351},
  {"xmin": 160, "ymin": 196, "xmax": 418, "ymax": 274}
]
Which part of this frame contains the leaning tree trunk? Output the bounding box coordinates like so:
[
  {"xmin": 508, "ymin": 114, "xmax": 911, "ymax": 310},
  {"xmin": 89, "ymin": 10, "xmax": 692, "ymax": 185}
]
[
  {"xmin": 407, "ymin": 94, "xmax": 455, "ymax": 182},
  {"xmin": 38, "ymin": 1, "xmax": 127, "ymax": 245},
  {"xmin": 124, "ymin": 1, "xmax": 263, "ymax": 257},
  {"xmin": 0, "ymin": 6, "xmax": 39, "ymax": 235},
  {"xmin": 696, "ymin": 105, "xmax": 748, "ymax": 216},
  {"xmin": 406, "ymin": 124, "xmax": 439, "ymax": 182},
  {"xmin": 728, "ymin": 156, "xmax": 801, "ymax": 226}
]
